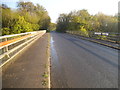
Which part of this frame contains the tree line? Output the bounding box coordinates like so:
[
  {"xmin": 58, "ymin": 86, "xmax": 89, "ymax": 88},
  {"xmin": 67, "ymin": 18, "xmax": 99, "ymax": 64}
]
[
  {"xmin": 56, "ymin": 9, "xmax": 118, "ymax": 36},
  {"xmin": 1, "ymin": 1, "xmax": 51, "ymax": 35}
]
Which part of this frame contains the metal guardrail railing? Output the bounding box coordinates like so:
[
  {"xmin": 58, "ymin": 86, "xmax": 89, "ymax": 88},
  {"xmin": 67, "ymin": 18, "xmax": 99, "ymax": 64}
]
[
  {"xmin": 66, "ymin": 31, "xmax": 120, "ymax": 44},
  {"xmin": 0, "ymin": 30, "xmax": 46, "ymax": 67}
]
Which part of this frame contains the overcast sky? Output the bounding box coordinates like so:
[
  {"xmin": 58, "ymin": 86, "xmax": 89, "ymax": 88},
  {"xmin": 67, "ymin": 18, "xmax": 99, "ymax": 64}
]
[{"xmin": 1, "ymin": 0, "xmax": 119, "ymax": 23}]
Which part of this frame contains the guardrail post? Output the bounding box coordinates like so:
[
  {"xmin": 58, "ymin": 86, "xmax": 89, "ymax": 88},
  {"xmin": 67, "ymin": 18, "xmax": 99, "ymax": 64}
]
[
  {"xmin": 5, "ymin": 46, "xmax": 10, "ymax": 58},
  {"xmin": 4, "ymin": 38, "xmax": 10, "ymax": 58}
]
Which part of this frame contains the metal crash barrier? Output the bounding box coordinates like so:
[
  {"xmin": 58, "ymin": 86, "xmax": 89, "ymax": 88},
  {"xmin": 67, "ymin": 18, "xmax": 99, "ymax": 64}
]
[
  {"xmin": 66, "ymin": 31, "xmax": 120, "ymax": 44},
  {"xmin": 0, "ymin": 30, "xmax": 46, "ymax": 67}
]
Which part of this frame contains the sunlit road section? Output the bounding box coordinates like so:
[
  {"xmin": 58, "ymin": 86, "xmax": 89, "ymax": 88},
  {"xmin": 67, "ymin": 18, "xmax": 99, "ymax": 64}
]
[
  {"xmin": 2, "ymin": 34, "xmax": 49, "ymax": 88},
  {"xmin": 50, "ymin": 32, "xmax": 118, "ymax": 88}
]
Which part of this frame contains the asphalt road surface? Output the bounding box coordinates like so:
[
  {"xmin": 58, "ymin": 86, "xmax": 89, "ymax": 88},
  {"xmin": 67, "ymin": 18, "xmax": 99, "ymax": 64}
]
[{"xmin": 50, "ymin": 32, "xmax": 118, "ymax": 88}]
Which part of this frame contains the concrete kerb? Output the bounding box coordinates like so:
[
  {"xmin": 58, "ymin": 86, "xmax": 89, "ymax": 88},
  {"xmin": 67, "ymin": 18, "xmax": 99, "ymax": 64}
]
[{"xmin": 47, "ymin": 33, "xmax": 51, "ymax": 88}]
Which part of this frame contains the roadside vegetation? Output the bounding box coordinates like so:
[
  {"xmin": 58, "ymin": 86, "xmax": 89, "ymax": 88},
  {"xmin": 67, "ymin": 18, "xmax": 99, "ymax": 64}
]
[
  {"xmin": 56, "ymin": 9, "xmax": 119, "ymax": 42},
  {"xmin": 1, "ymin": 1, "xmax": 55, "ymax": 36},
  {"xmin": 56, "ymin": 9, "xmax": 118, "ymax": 33}
]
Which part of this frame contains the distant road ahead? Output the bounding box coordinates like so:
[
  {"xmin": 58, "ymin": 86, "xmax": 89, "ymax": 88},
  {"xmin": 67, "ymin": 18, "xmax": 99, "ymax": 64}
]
[{"xmin": 50, "ymin": 32, "xmax": 118, "ymax": 88}]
